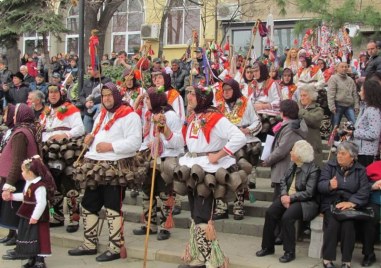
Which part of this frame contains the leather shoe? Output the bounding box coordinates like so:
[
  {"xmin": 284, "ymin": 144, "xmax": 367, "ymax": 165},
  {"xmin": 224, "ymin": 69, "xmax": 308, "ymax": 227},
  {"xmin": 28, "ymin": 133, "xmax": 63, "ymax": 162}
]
[
  {"xmin": 323, "ymin": 261, "xmax": 335, "ymax": 268},
  {"xmin": 95, "ymin": 250, "xmax": 120, "ymax": 262},
  {"xmin": 132, "ymin": 226, "xmax": 157, "ymax": 235},
  {"xmin": 341, "ymin": 264, "xmax": 350, "ymax": 268},
  {"xmin": 2, "ymin": 250, "xmax": 27, "ymax": 260},
  {"xmin": 4, "ymin": 236, "xmax": 16, "ymax": 246},
  {"xmin": 248, "ymin": 182, "xmax": 256, "ymax": 189},
  {"xmin": 212, "ymin": 211, "xmax": 228, "ymax": 220},
  {"xmin": 66, "ymin": 224, "xmax": 79, "ymax": 233},
  {"xmin": 279, "ymin": 252, "xmax": 295, "ymax": 263},
  {"xmin": 255, "ymin": 248, "xmax": 275, "ymax": 257},
  {"xmin": 0, "ymin": 236, "xmax": 12, "ymax": 243},
  {"xmin": 172, "ymin": 206, "xmax": 181, "ymax": 215},
  {"xmin": 68, "ymin": 246, "xmax": 97, "ymax": 256},
  {"xmin": 157, "ymin": 229, "xmax": 170, "ymax": 241},
  {"xmin": 130, "ymin": 190, "xmax": 139, "ymax": 198},
  {"xmin": 362, "ymin": 253, "xmax": 376, "ymax": 267}
]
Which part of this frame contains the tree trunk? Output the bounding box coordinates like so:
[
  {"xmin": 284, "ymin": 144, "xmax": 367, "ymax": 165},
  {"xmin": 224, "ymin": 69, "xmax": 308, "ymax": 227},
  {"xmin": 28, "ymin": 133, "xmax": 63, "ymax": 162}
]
[
  {"xmin": 83, "ymin": 0, "xmax": 124, "ymax": 67},
  {"xmin": 158, "ymin": 0, "xmax": 172, "ymax": 58},
  {"xmin": 6, "ymin": 40, "xmax": 20, "ymax": 73}
]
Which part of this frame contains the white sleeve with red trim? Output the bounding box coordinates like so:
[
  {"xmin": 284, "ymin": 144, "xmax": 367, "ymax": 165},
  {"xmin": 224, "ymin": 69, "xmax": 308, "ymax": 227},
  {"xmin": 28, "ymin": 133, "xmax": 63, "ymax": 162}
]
[
  {"xmin": 162, "ymin": 110, "xmax": 184, "ymax": 151},
  {"xmin": 213, "ymin": 117, "xmax": 246, "ymax": 155}
]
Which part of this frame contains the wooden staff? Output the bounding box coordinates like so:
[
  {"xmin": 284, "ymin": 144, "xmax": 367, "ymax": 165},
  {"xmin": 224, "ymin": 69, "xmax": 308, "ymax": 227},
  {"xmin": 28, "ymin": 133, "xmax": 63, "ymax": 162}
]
[
  {"xmin": 238, "ymin": 19, "xmax": 260, "ymax": 85},
  {"xmin": 143, "ymin": 129, "xmax": 161, "ymax": 268}
]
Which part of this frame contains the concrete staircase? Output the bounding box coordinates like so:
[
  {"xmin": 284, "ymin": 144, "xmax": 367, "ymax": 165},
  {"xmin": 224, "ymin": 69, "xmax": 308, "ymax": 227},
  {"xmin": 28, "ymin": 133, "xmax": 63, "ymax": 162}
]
[{"xmin": 121, "ymin": 144, "xmax": 333, "ymax": 238}]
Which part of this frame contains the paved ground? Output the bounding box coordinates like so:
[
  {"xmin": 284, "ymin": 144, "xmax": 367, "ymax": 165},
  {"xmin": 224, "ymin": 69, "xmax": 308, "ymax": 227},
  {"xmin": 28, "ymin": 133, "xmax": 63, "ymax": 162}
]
[{"xmin": 1, "ymin": 222, "xmax": 377, "ymax": 268}]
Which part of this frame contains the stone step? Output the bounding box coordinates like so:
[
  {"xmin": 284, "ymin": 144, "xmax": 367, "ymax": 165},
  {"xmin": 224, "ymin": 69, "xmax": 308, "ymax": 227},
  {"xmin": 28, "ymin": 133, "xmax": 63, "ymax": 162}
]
[{"xmin": 120, "ymin": 204, "xmax": 266, "ymax": 237}]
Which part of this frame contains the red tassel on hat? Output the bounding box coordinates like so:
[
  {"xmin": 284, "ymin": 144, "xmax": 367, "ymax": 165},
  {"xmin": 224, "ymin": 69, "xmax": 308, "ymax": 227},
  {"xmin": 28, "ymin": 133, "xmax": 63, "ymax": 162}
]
[
  {"xmin": 223, "ymin": 41, "xmax": 230, "ymax": 51},
  {"xmin": 148, "ymin": 45, "xmax": 155, "ymax": 56}
]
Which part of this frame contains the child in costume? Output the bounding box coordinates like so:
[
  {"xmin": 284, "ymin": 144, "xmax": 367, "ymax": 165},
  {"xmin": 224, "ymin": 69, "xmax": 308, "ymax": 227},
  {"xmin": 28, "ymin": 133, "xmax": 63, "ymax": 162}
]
[{"xmin": 2, "ymin": 155, "xmax": 56, "ymax": 268}]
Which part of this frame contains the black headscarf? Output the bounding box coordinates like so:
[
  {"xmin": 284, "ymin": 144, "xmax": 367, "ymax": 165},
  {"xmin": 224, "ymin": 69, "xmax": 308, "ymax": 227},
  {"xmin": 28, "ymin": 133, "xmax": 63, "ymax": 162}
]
[
  {"xmin": 147, "ymin": 87, "xmax": 173, "ymax": 114},
  {"xmin": 154, "ymin": 71, "xmax": 172, "ymax": 91},
  {"xmin": 5, "ymin": 104, "xmax": 15, "ymax": 128},
  {"xmin": 101, "ymin": 82, "xmax": 123, "ymax": 113},
  {"xmin": 194, "ymin": 86, "xmax": 215, "ymax": 114},
  {"xmin": 280, "ymin": 68, "xmax": 294, "ymax": 86},
  {"xmin": 222, "ymin": 78, "xmax": 243, "ymax": 104},
  {"xmin": 48, "ymin": 84, "xmax": 66, "ymax": 108},
  {"xmin": 253, "ymin": 61, "xmax": 269, "ymax": 82}
]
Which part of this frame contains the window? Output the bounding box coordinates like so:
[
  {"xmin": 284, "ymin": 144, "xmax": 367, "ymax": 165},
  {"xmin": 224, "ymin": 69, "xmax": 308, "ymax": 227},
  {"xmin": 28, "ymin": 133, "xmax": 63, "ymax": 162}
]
[
  {"xmin": 111, "ymin": 0, "xmax": 144, "ymax": 55},
  {"xmin": 273, "ymin": 28, "xmax": 303, "ymax": 53},
  {"xmin": 23, "ymin": 32, "xmax": 50, "ymax": 55},
  {"xmin": 65, "ymin": 5, "xmax": 79, "ymax": 54},
  {"xmin": 166, "ymin": 0, "xmax": 200, "ymax": 45}
]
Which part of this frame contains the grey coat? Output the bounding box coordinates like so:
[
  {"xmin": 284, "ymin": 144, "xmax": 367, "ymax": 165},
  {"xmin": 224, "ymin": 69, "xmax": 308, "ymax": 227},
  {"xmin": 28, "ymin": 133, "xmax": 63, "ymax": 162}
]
[
  {"xmin": 353, "ymin": 104, "xmax": 381, "ymax": 156},
  {"xmin": 299, "ymin": 103, "xmax": 324, "ymax": 167},
  {"xmin": 265, "ymin": 119, "xmax": 308, "ymax": 183},
  {"xmin": 280, "ymin": 162, "xmax": 320, "ymax": 221}
]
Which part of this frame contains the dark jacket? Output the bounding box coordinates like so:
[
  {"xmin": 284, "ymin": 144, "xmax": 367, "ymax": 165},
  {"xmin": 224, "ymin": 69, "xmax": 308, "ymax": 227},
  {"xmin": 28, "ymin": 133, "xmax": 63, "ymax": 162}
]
[
  {"xmin": 80, "ymin": 76, "xmax": 111, "ymax": 115},
  {"xmin": 29, "ymin": 82, "xmax": 49, "ymax": 95},
  {"xmin": 265, "ymin": 119, "xmax": 308, "ymax": 183},
  {"xmin": 171, "ymin": 68, "xmax": 188, "ymax": 93},
  {"xmin": 280, "ymin": 162, "xmax": 320, "ymax": 221},
  {"xmin": 365, "ymin": 54, "xmax": 381, "ymax": 77},
  {"xmin": 318, "ymin": 159, "xmax": 370, "ymax": 213},
  {"xmin": 0, "ymin": 68, "xmax": 12, "ymax": 90},
  {"xmin": 5, "ymin": 83, "xmax": 31, "ymax": 104}
]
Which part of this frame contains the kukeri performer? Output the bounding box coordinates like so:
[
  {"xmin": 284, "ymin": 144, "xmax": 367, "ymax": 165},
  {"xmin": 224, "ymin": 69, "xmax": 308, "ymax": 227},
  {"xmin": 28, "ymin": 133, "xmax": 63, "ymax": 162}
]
[
  {"xmin": 250, "ymin": 62, "xmax": 282, "ymax": 142},
  {"xmin": 133, "ymin": 87, "xmax": 184, "ymax": 240},
  {"xmin": 120, "ymin": 68, "xmax": 146, "ymax": 118},
  {"xmin": 176, "ymin": 85, "xmax": 246, "ymax": 268},
  {"xmin": 68, "ymin": 82, "xmax": 142, "ymax": 262},
  {"xmin": 213, "ymin": 78, "xmax": 262, "ymax": 221},
  {"xmin": 39, "ymin": 85, "xmax": 85, "ymax": 232}
]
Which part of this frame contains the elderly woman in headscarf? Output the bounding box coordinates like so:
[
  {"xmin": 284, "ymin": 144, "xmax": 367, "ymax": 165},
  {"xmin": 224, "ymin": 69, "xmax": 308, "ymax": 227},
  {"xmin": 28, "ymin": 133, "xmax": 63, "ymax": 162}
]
[
  {"xmin": 0, "ymin": 104, "xmax": 38, "ymax": 257},
  {"xmin": 297, "ymin": 84, "xmax": 324, "ymax": 167},
  {"xmin": 213, "ymin": 78, "xmax": 261, "ymax": 220},
  {"xmin": 256, "ymin": 140, "xmax": 320, "ymax": 263},
  {"xmin": 0, "ymin": 104, "xmax": 16, "ymax": 245},
  {"xmin": 176, "ymin": 85, "xmax": 246, "ymax": 268},
  {"xmin": 133, "ymin": 86, "xmax": 184, "ymax": 241},
  {"xmin": 318, "ymin": 141, "xmax": 370, "ymax": 268}
]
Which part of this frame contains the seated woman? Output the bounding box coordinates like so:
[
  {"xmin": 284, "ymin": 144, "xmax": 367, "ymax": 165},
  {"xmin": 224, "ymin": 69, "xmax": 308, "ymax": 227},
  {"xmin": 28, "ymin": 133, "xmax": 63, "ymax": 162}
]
[
  {"xmin": 256, "ymin": 140, "xmax": 320, "ymax": 263},
  {"xmin": 318, "ymin": 141, "xmax": 370, "ymax": 268},
  {"xmin": 280, "ymin": 68, "xmax": 297, "ymax": 100}
]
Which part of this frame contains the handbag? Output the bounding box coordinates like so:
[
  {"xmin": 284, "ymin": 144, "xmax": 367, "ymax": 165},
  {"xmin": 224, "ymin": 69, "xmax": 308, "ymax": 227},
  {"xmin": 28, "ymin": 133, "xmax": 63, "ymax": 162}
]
[{"xmin": 330, "ymin": 203, "xmax": 375, "ymax": 221}]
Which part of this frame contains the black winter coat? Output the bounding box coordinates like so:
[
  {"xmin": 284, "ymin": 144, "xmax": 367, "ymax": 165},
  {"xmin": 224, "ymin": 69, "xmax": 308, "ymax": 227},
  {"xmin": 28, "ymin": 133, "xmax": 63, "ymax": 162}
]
[
  {"xmin": 79, "ymin": 76, "xmax": 111, "ymax": 116},
  {"xmin": 280, "ymin": 162, "xmax": 320, "ymax": 221},
  {"xmin": 317, "ymin": 159, "xmax": 370, "ymax": 213}
]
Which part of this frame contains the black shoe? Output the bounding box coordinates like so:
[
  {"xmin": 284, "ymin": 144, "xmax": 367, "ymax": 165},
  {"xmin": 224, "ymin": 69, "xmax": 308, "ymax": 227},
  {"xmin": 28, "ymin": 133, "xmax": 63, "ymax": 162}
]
[
  {"xmin": 157, "ymin": 229, "xmax": 170, "ymax": 241},
  {"xmin": 49, "ymin": 221, "xmax": 64, "ymax": 228},
  {"xmin": 274, "ymin": 237, "xmax": 283, "ymax": 245},
  {"xmin": 323, "ymin": 261, "xmax": 335, "ymax": 268},
  {"xmin": 0, "ymin": 236, "xmax": 12, "ymax": 243},
  {"xmin": 233, "ymin": 214, "xmax": 244, "ymax": 220},
  {"xmin": 95, "ymin": 250, "xmax": 120, "ymax": 262},
  {"xmin": 362, "ymin": 253, "xmax": 376, "ymax": 267},
  {"xmin": 130, "ymin": 190, "xmax": 139, "ymax": 198},
  {"xmin": 66, "ymin": 224, "xmax": 79, "ymax": 233},
  {"xmin": 341, "ymin": 264, "xmax": 350, "ymax": 268},
  {"xmin": 172, "ymin": 206, "xmax": 181, "ymax": 215},
  {"xmin": 279, "ymin": 252, "xmax": 295, "ymax": 263},
  {"xmin": 212, "ymin": 211, "xmax": 228, "ymax": 221},
  {"xmin": 68, "ymin": 246, "xmax": 97, "ymax": 256},
  {"xmin": 33, "ymin": 257, "xmax": 46, "ymax": 268},
  {"xmin": 4, "ymin": 236, "xmax": 16, "ymax": 246},
  {"xmin": 255, "ymin": 248, "xmax": 275, "ymax": 257},
  {"xmin": 248, "ymin": 182, "xmax": 256, "ymax": 189},
  {"xmin": 22, "ymin": 257, "xmax": 36, "ymax": 268},
  {"xmin": 132, "ymin": 226, "xmax": 157, "ymax": 235},
  {"xmin": 2, "ymin": 250, "xmax": 27, "ymax": 260}
]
